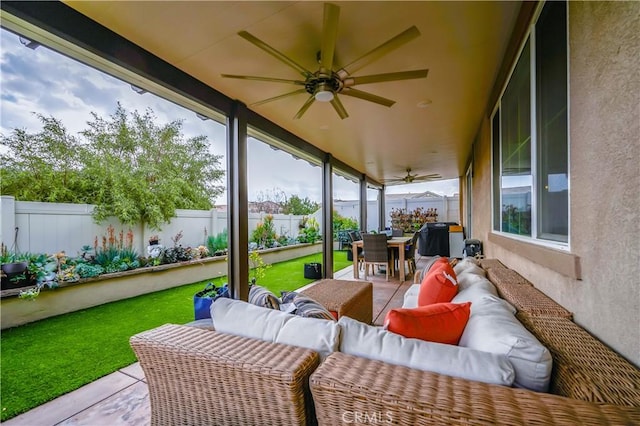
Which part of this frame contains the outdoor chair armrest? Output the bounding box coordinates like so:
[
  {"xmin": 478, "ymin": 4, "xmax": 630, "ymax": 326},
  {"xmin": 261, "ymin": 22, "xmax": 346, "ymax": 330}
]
[{"xmin": 130, "ymin": 324, "xmax": 320, "ymax": 426}]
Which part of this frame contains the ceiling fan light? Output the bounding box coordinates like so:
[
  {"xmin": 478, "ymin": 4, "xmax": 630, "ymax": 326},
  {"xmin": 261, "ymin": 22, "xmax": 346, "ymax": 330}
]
[{"xmin": 315, "ymin": 89, "xmax": 334, "ymax": 102}]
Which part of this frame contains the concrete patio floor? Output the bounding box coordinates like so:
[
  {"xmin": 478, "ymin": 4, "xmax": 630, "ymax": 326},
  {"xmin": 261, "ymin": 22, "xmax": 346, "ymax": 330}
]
[{"xmin": 4, "ymin": 255, "xmax": 428, "ymax": 426}]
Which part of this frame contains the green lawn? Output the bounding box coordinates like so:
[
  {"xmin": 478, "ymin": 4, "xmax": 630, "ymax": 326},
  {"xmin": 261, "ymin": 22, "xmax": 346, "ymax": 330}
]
[{"xmin": 0, "ymin": 251, "xmax": 350, "ymax": 421}]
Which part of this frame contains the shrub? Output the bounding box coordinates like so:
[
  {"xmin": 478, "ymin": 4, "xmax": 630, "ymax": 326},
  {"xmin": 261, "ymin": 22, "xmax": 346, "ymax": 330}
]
[
  {"xmin": 74, "ymin": 263, "xmax": 104, "ymax": 278},
  {"xmin": 161, "ymin": 230, "xmax": 193, "ymax": 264},
  {"xmin": 251, "ymin": 215, "xmax": 277, "ymax": 248},
  {"xmin": 206, "ymin": 229, "xmax": 228, "ymax": 255},
  {"xmin": 297, "ymin": 217, "xmax": 320, "ymax": 244},
  {"xmin": 389, "ymin": 207, "xmax": 438, "ymax": 232},
  {"xmin": 332, "ymin": 210, "xmax": 358, "ymax": 239},
  {"xmin": 92, "ymin": 226, "xmax": 140, "ymax": 273}
]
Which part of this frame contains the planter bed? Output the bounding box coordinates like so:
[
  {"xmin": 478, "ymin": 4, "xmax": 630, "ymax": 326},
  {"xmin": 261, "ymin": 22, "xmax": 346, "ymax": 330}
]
[{"xmin": 1, "ymin": 242, "xmax": 322, "ymax": 329}]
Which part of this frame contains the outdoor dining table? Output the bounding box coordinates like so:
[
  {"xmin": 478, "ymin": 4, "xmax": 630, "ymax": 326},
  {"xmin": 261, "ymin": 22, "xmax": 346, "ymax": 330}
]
[{"xmin": 351, "ymin": 236, "xmax": 412, "ymax": 282}]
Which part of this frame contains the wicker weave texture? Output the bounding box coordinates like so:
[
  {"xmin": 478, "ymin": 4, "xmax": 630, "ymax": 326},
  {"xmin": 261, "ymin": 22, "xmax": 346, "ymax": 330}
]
[
  {"xmin": 518, "ymin": 316, "xmax": 640, "ymax": 407},
  {"xmin": 486, "ymin": 268, "xmax": 573, "ymax": 319},
  {"xmin": 301, "ymin": 279, "xmax": 373, "ymax": 324},
  {"xmin": 486, "ymin": 267, "xmax": 533, "ymax": 287},
  {"xmin": 479, "ymin": 258, "xmax": 507, "ymax": 270},
  {"xmin": 310, "ymin": 352, "xmax": 640, "ymax": 425},
  {"xmin": 130, "ymin": 324, "xmax": 320, "ymax": 426}
]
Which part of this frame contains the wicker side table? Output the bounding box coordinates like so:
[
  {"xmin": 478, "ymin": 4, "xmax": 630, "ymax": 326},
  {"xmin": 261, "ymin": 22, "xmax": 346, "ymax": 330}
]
[{"xmin": 301, "ymin": 279, "xmax": 373, "ymax": 324}]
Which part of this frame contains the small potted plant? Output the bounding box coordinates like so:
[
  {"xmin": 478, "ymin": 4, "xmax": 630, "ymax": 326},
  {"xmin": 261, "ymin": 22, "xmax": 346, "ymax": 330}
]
[
  {"xmin": 1, "ymin": 243, "xmax": 29, "ymax": 290},
  {"xmin": 148, "ymin": 235, "xmax": 160, "ymax": 246}
]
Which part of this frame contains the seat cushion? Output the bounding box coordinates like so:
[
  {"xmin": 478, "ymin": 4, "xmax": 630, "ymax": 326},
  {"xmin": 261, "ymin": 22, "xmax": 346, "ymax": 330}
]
[
  {"xmin": 383, "ymin": 302, "xmax": 471, "ymax": 345},
  {"xmin": 338, "ymin": 316, "xmax": 515, "ymax": 386}
]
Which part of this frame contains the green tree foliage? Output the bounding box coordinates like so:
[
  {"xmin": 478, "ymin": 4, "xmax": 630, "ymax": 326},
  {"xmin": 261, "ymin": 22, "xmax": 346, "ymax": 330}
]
[
  {"xmin": 282, "ymin": 194, "xmax": 320, "ymax": 215},
  {"xmin": 1, "ymin": 104, "xmax": 224, "ymax": 229},
  {"xmin": 332, "ymin": 210, "xmax": 358, "ymax": 238},
  {"xmin": 0, "ymin": 115, "xmax": 86, "ymax": 203}
]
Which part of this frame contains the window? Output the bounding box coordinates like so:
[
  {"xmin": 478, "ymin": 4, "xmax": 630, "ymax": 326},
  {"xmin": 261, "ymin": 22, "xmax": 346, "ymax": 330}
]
[{"xmin": 492, "ymin": 1, "xmax": 568, "ymax": 244}]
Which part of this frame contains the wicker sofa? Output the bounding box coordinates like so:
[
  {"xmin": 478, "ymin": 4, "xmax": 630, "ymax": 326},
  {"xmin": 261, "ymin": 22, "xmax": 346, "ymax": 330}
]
[{"xmin": 130, "ymin": 259, "xmax": 640, "ymax": 425}]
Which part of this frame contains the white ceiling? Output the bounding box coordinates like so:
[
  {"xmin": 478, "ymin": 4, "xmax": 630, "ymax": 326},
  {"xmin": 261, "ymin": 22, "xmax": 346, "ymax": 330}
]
[{"xmin": 65, "ymin": 1, "xmax": 521, "ymax": 185}]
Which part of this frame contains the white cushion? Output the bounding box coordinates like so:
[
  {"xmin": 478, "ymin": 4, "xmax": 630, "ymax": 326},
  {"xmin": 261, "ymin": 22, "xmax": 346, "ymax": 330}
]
[
  {"xmin": 457, "ymin": 300, "xmax": 552, "ymax": 392},
  {"xmin": 275, "ymin": 316, "xmax": 340, "ymax": 359},
  {"xmin": 454, "ymin": 258, "xmax": 486, "ymax": 277},
  {"xmin": 402, "ymin": 284, "xmax": 421, "ymax": 309},
  {"xmin": 452, "ymin": 278, "xmax": 498, "ymax": 305},
  {"xmin": 211, "ymin": 298, "xmax": 340, "ymax": 359},
  {"xmin": 338, "ymin": 316, "xmax": 515, "ymax": 386}
]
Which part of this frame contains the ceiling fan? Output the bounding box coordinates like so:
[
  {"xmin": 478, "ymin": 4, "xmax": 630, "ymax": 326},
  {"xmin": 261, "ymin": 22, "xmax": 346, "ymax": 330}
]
[
  {"xmin": 384, "ymin": 168, "xmax": 441, "ymax": 184},
  {"xmin": 221, "ymin": 3, "xmax": 428, "ymax": 120}
]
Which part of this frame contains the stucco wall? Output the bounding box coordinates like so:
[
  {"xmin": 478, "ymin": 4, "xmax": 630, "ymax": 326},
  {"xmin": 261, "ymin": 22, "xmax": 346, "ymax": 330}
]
[{"xmin": 471, "ymin": 2, "xmax": 640, "ymax": 366}]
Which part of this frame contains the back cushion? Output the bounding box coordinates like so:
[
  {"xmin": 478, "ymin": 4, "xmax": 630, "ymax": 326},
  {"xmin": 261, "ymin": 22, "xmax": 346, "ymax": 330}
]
[
  {"xmin": 402, "ymin": 284, "xmax": 421, "ymax": 309},
  {"xmin": 418, "ymin": 261, "xmax": 459, "ymax": 305},
  {"xmin": 452, "ymin": 278, "xmax": 499, "ymax": 305},
  {"xmin": 384, "ymin": 302, "xmax": 471, "ymax": 345},
  {"xmin": 454, "ymin": 257, "xmax": 486, "ymax": 277},
  {"xmin": 212, "ymin": 298, "xmax": 340, "ymax": 359},
  {"xmin": 338, "ymin": 316, "xmax": 515, "ymax": 386},
  {"xmin": 457, "ymin": 296, "xmax": 552, "ymax": 392}
]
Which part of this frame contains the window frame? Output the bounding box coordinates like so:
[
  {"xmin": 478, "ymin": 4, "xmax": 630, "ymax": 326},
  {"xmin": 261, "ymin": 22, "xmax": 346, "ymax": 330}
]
[{"xmin": 490, "ymin": 1, "xmax": 570, "ymax": 251}]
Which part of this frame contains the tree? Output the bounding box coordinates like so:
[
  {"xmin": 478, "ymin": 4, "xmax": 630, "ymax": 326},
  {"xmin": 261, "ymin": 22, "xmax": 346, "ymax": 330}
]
[
  {"xmin": 80, "ymin": 104, "xmax": 224, "ymax": 229},
  {"xmin": 332, "ymin": 210, "xmax": 358, "ymax": 239},
  {"xmin": 282, "ymin": 195, "xmax": 320, "ymax": 215},
  {"xmin": 0, "ymin": 114, "xmax": 87, "ymax": 203},
  {"xmin": 252, "ymin": 188, "xmax": 287, "ymax": 213},
  {"xmin": 0, "ymin": 104, "xmax": 225, "ymax": 230}
]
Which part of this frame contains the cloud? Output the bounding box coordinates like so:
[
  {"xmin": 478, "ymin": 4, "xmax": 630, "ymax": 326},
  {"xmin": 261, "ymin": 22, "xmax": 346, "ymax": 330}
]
[{"xmin": 1, "ymin": 26, "xmax": 458, "ymax": 209}]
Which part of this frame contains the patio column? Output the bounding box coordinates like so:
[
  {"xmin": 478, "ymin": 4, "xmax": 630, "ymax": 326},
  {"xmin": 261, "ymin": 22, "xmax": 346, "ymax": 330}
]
[
  {"xmin": 359, "ymin": 175, "xmax": 367, "ymax": 232},
  {"xmin": 227, "ymin": 101, "xmax": 249, "ymax": 301},
  {"xmin": 379, "ymin": 186, "xmax": 386, "ymax": 231},
  {"xmin": 322, "ymin": 154, "xmax": 333, "ymax": 279}
]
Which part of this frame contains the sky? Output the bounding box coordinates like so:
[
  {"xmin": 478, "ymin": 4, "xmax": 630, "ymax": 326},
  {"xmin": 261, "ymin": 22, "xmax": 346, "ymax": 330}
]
[{"xmin": 0, "ymin": 27, "xmax": 458, "ymax": 205}]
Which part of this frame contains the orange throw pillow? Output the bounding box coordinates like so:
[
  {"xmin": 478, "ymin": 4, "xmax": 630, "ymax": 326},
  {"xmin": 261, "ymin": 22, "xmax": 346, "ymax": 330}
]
[
  {"xmin": 384, "ymin": 302, "xmax": 471, "ymax": 345},
  {"xmin": 418, "ymin": 260, "xmax": 459, "ymax": 306}
]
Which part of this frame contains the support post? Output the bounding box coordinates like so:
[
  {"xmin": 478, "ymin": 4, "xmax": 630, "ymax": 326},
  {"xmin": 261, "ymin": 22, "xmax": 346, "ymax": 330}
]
[
  {"xmin": 359, "ymin": 175, "xmax": 367, "ymax": 232},
  {"xmin": 379, "ymin": 186, "xmax": 386, "ymax": 231},
  {"xmin": 322, "ymin": 155, "xmax": 334, "ymax": 279},
  {"xmin": 226, "ymin": 101, "xmax": 249, "ymax": 301}
]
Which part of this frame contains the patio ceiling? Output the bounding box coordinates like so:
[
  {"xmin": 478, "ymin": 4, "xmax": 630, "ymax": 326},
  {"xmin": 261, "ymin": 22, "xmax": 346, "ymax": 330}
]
[{"xmin": 64, "ymin": 1, "xmax": 521, "ymax": 184}]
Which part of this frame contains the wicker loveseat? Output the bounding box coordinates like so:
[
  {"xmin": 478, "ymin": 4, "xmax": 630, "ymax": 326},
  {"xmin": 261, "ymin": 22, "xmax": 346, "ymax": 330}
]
[{"xmin": 130, "ymin": 260, "xmax": 640, "ymax": 425}]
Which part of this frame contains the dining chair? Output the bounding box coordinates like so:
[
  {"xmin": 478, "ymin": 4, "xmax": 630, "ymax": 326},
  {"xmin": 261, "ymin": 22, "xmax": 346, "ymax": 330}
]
[
  {"xmin": 348, "ymin": 230, "xmax": 364, "ymax": 271},
  {"xmin": 362, "ymin": 233, "xmax": 391, "ymax": 281},
  {"xmin": 404, "ymin": 231, "xmax": 420, "ymax": 276}
]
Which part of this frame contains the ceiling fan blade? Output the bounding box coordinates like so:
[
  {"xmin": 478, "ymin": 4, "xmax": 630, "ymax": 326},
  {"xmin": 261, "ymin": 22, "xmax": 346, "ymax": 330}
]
[
  {"xmin": 340, "ymin": 88, "xmax": 395, "ymax": 107},
  {"xmin": 330, "ymin": 95, "xmax": 349, "ymax": 119},
  {"xmin": 320, "ymin": 3, "xmax": 340, "ymax": 72},
  {"xmin": 293, "ymin": 95, "xmax": 316, "ymax": 119},
  {"xmin": 221, "ymin": 74, "xmax": 306, "ymax": 85},
  {"xmin": 238, "ymin": 31, "xmax": 312, "ymax": 78},
  {"xmin": 414, "ymin": 174, "xmax": 442, "ymax": 181},
  {"xmin": 251, "ymin": 89, "xmax": 307, "ymax": 107},
  {"xmin": 340, "ymin": 26, "xmax": 421, "ymax": 76},
  {"xmin": 344, "ymin": 69, "xmax": 429, "ymax": 87}
]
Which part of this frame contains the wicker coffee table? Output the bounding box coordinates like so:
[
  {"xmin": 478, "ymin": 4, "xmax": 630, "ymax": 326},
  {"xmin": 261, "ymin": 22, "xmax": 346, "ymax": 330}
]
[{"xmin": 301, "ymin": 279, "xmax": 373, "ymax": 324}]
